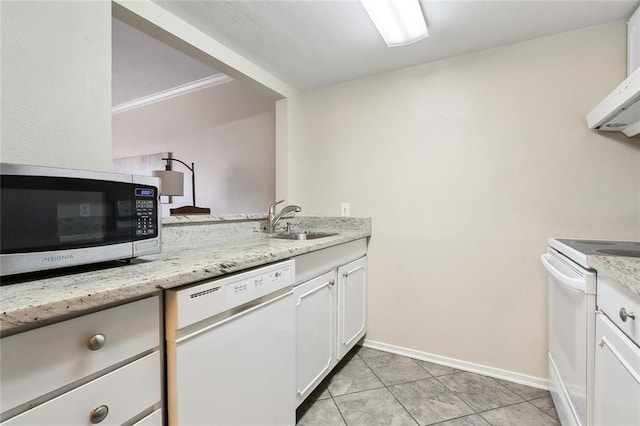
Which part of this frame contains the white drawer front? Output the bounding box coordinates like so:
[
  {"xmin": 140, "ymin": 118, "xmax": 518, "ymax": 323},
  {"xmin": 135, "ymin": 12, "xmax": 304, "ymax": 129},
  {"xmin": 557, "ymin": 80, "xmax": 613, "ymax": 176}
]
[
  {"xmin": 1, "ymin": 296, "xmax": 160, "ymax": 412},
  {"xmin": 598, "ymin": 274, "xmax": 640, "ymax": 347},
  {"xmin": 294, "ymin": 239, "xmax": 367, "ymax": 284},
  {"xmin": 132, "ymin": 409, "xmax": 163, "ymax": 426},
  {"xmin": 1, "ymin": 351, "xmax": 161, "ymax": 425}
]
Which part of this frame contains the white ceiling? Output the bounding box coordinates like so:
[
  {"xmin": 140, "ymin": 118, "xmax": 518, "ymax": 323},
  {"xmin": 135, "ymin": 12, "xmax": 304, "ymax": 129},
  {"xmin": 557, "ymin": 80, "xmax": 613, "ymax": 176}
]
[
  {"xmin": 112, "ymin": 18, "xmax": 220, "ymax": 106},
  {"xmin": 117, "ymin": 0, "xmax": 640, "ymax": 94}
]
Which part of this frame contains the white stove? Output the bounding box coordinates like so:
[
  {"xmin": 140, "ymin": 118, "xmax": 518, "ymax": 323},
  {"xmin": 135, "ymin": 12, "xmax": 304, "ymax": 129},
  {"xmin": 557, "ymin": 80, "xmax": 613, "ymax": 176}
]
[
  {"xmin": 542, "ymin": 238, "xmax": 639, "ymax": 426},
  {"xmin": 549, "ymin": 239, "xmax": 640, "ymax": 268}
]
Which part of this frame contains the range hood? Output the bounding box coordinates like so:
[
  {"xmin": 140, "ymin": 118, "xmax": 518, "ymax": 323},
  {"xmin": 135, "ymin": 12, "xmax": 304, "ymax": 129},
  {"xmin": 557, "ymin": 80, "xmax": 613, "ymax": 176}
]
[
  {"xmin": 585, "ymin": 67, "xmax": 640, "ymax": 137},
  {"xmin": 586, "ymin": 5, "xmax": 640, "ymax": 138}
]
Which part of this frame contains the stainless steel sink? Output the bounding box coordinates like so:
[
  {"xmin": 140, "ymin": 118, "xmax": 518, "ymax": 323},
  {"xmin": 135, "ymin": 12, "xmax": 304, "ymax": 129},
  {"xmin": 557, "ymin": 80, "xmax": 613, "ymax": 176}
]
[
  {"xmin": 594, "ymin": 248, "xmax": 640, "ymax": 257},
  {"xmin": 269, "ymin": 231, "xmax": 338, "ymax": 241}
]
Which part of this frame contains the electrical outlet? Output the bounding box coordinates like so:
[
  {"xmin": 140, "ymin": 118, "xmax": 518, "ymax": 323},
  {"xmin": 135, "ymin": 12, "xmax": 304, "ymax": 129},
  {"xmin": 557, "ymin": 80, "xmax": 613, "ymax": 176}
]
[{"xmin": 341, "ymin": 202, "xmax": 350, "ymax": 217}]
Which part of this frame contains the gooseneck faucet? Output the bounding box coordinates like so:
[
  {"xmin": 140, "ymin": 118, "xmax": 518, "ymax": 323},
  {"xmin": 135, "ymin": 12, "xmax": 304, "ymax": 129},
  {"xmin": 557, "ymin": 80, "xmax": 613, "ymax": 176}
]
[{"xmin": 267, "ymin": 200, "xmax": 302, "ymax": 234}]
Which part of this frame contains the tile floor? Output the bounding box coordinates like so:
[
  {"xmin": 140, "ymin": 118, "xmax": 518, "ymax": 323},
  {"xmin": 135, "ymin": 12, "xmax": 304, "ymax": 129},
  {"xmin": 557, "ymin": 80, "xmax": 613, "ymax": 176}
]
[{"xmin": 296, "ymin": 346, "xmax": 559, "ymax": 426}]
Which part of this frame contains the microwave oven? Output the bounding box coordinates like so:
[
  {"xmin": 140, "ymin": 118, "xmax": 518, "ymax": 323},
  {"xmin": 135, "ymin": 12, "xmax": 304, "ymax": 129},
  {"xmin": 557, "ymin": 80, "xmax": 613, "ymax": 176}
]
[{"xmin": 0, "ymin": 163, "xmax": 162, "ymax": 277}]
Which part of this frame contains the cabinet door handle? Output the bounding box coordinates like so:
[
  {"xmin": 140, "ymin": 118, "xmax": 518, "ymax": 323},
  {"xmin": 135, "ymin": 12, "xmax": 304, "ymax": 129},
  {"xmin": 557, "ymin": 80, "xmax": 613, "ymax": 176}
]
[
  {"xmin": 329, "ymin": 279, "xmax": 335, "ymax": 287},
  {"xmin": 89, "ymin": 405, "xmax": 109, "ymax": 424},
  {"xmin": 87, "ymin": 333, "xmax": 106, "ymax": 351},
  {"xmin": 619, "ymin": 308, "xmax": 636, "ymax": 322}
]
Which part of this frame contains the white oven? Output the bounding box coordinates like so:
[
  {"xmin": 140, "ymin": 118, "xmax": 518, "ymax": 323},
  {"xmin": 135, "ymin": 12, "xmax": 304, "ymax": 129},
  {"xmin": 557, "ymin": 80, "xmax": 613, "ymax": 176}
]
[
  {"xmin": 541, "ymin": 245, "xmax": 596, "ymax": 426},
  {"xmin": 541, "ymin": 238, "xmax": 640, "ymax": 426}
]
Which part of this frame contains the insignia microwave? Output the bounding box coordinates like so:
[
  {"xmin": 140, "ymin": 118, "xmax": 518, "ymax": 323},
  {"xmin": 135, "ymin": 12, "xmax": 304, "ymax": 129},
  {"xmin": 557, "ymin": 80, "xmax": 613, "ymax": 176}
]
[{"xmin": 0, "ymin": 163, "xmax": 161, "ymax": 277}]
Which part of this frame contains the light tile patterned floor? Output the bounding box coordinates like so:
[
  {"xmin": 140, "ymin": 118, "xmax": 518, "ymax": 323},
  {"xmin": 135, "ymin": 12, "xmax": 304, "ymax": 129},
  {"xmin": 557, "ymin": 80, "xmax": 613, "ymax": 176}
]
[{"xmin": 296, "ymin": 346, "xmax": 559, "ymax": 426}]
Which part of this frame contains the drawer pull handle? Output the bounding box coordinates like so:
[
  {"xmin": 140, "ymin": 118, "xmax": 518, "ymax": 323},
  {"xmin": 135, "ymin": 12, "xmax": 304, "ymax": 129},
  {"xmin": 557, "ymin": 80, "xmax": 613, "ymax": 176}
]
[
  {"xmin": 619, "ymin": 308, "xmax": 636, "ymax": 322},
  {"xmin": 89, "ymin": 405, "xmax": 109, "ymax": 424},
  {"xmin": 87, "ymin": 333, "xmax": 106, "ymax": 351}
]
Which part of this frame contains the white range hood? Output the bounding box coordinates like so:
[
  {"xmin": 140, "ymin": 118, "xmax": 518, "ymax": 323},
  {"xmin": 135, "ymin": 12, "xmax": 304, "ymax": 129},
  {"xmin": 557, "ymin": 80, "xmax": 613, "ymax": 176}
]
[
  {"xmin": 586, "ymin": 5, "xmax": 640, "ymax": 138},
  {"xmin": 586, "ymin": 67, "xmax": 640, "ymax": 137}
]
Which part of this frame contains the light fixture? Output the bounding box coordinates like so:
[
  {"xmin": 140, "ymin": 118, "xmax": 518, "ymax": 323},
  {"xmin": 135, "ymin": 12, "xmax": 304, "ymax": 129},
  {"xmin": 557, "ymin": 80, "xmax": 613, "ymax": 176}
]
[
  {"xmin": 359, "ymin": 0, "xmax": 428, "ymax": 47},
  {"xmin": 152, "ymin": 157, "xmax": 211, "ymax": 215}
]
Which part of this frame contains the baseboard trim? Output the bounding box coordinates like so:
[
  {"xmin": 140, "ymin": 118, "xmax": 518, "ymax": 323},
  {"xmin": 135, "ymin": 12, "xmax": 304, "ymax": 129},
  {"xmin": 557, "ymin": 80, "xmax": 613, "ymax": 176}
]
[{"xmin": 362, "ymin": 339, "xmax": 549, "ymax": 390}]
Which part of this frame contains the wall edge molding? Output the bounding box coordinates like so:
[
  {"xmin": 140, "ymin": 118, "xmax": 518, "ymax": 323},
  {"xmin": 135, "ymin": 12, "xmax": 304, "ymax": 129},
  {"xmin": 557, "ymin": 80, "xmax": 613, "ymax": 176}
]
[
  {"xmin": 112, "ymin": 73, "xmax": 233, "ymax": 114},
  {"xmin": 362, "ymin": 339, "xmax": 549, "ymax": 390}
]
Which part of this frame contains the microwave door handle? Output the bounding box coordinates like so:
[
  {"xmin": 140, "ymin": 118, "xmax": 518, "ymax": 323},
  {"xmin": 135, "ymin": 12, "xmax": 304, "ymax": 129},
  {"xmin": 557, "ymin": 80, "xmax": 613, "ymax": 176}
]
[{"xmin": 540, "ymin": 254, "xmax": 585, "ymax": 292}]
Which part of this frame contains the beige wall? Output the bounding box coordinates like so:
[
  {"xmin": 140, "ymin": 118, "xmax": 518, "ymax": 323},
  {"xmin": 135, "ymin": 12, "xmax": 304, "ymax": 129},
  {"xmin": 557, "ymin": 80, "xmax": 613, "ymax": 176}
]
[
  {"xmin": 113, "ymin": 79, "xmax": 276, "ymax": 215},
  {"xmin": 0, "ymin": 1, "xmax": 112, "ymax": 171},
  {"xmin": 292, "ymin": 22, "xmax": 640, "ymax": 379}
]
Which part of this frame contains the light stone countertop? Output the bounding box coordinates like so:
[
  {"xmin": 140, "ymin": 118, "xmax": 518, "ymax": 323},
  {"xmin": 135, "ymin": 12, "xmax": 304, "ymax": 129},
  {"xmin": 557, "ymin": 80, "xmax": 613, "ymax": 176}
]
[
  {"xmin": 0, "ymin": 216, "xmax": 371, "ymax": 335},
  {"xmin": 587, "ymin": 255, "xmax": 640, "ymax": 297}
]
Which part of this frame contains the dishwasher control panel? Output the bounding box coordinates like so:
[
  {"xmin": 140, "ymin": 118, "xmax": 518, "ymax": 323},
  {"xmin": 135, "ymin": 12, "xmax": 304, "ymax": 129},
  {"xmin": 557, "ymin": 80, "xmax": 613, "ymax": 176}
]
[
  {"xmin": 166, "ymin": 260, "xmax": 295, "ymax": 330},
  {"xmin": 227, "ymin": 268, "xmax": 290, "ymax": 300}
]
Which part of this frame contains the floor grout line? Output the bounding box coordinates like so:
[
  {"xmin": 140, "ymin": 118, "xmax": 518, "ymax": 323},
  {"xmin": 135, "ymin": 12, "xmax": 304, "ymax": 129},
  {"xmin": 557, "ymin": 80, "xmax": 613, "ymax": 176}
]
[
  {"xmin": 475, "ymin": 399, "xmax": 561, "ymax": 425},
  {"xmin": 298, "ymin": 346, "xmax": 559, "ymax": 426},
  {"xmin": 382, "ymin": 382, "xmax": 421, "ymax": 426},
  {"xmin": 430, "ymin": 371, "xmax": 479, "ymax": 416},
  {"xmin": 361, "ymin": 350, "xmax": 436, "ymax": 425},
  {"xmin": 336, "ymin": 351, "xmax": 420, "ymax": 425},
  {"xmin": 329, "ymin": 396, "xmax": 349, "ymax": 426},
  {"xmin": 519, "ymin": 400, "xmax": 561, "ymax": 423}
]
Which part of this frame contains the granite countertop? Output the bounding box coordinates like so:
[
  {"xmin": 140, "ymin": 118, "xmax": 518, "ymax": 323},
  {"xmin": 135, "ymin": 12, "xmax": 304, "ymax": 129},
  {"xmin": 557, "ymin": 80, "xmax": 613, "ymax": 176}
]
[
  {"xmin": 0, "ymin": 216, "xmax": 371, "ymax": 335},
  {"xmin": 587, "ymin": 255, "xmax": 640, "ymax": 297}
]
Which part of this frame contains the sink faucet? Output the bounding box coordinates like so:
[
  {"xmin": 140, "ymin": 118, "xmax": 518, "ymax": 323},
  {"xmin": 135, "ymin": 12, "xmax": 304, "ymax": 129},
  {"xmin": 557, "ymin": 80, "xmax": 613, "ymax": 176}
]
[{"xmin": 266, "ymin": 200, "xmax": 302, "ymax": 234}]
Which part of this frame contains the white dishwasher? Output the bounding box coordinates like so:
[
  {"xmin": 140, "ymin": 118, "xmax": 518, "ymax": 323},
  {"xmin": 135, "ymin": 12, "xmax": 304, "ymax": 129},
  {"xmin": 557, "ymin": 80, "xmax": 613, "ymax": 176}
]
[{"xmin": 165, "ymin": 260, "xmax": 295, "ymax": 426}]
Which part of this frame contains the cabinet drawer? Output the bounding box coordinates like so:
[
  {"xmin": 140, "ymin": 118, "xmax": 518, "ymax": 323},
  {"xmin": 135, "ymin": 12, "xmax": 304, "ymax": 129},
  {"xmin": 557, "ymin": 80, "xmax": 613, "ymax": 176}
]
[
  {"xmin": 294, "ymin": 239, "xmax": 366, "ymax": 284},
  {"xmin": 132, "ymin": 409, "xmax": 163, "ymax": 426},
  {"xmin": 598, "ymin": 274, "xmax": 640, "ymax": 346},
  {"xmin": 1, "ymin": 296, "xmax": 160, "ymax": 412},
  {"xmin": 2, "ymin": 351, "xmax": 161, "ymax": 425}
]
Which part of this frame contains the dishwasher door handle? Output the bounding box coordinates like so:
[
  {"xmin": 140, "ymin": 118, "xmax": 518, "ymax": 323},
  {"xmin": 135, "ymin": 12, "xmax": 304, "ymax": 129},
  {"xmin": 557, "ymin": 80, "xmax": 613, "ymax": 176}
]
[{"xmin": 540, "ymin": 254, "xmax": 586, "ymax": 292}]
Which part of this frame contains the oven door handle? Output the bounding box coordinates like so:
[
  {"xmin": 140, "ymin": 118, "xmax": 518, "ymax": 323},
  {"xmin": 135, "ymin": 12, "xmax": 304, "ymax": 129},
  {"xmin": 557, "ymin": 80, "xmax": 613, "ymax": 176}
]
[{"xmin": 540, "ymin": 254, "xmax": 585, "ymax": 292}]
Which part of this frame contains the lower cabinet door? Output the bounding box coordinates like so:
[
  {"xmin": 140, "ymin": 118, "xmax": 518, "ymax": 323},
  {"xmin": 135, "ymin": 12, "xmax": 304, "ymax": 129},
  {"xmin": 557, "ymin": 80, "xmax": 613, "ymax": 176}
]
[
  {"xmin": 594, "ymin": 313, "xmax": 640, "ymax": 426},
  {"xmin": 337, "ymin": 256, "xmax": 367, "ymax": 360},
  {"xmin": 295, "ymin": 270, "xmax": 337, "ymax": 405},
  {"xmin": 1, "ymin": 352, "xmax": 161, "ymax": 426}
]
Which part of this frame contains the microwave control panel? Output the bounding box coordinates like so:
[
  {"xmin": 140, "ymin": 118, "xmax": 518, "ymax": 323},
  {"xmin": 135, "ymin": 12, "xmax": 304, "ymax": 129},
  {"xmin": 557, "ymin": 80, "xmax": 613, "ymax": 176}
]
[{"xmin": 134, "ymin": 187, "xmax": 157, "ymax": 238}]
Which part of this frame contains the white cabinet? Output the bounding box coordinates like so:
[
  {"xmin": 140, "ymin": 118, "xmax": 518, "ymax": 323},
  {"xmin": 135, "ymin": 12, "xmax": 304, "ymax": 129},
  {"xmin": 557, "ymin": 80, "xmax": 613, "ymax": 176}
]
[
  {"xmin": 594, "ymin": 314, "xmax": 640, "ymax": 426},
  {"xmin": 293, "ymin": 239, "xmax": 367, "ymax": 406},
  {"xmin": 594, "ymin": 275, "xmax": 640, "ymax": 426},
  {"xmin": 337, "ymin": 257, "xmax": 367, "ymax": 360},
  {"xmin": 2, "ymin": 353, "xmax": 161, "ymax": 426},
  {"xmin": 0, "ymin": 296, "xmax": 163, "ymax": 425},
  {"xmin": 295, "ymin": 270, "xmax": 337, "ymax": 403}
]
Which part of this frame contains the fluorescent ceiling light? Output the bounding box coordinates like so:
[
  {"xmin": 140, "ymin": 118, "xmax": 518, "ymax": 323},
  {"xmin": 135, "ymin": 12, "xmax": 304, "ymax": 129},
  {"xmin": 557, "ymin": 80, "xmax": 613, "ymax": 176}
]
[{"xmin": 360, "ymin": 0, "xmax": 428, "ymax": 47}]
